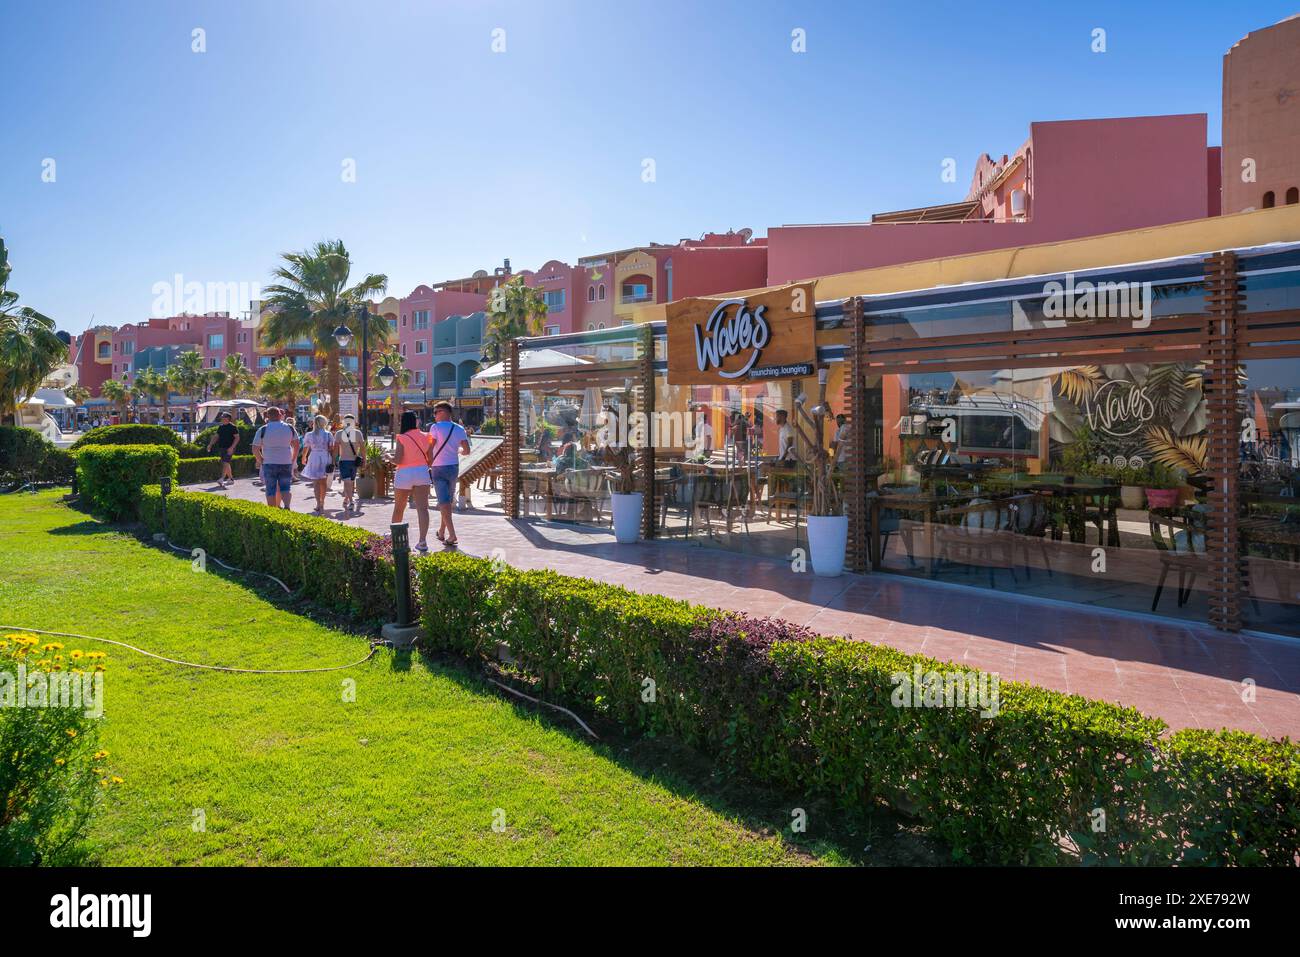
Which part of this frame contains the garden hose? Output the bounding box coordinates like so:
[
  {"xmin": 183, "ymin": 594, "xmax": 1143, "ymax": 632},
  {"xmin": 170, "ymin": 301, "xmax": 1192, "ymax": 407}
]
[
  {"xmin": 0, "ymin": 625, "xmax": 384, "ymax": 675},
  {"xmin": 159, "ymin": 539, "xmax": 295, "ymax": 596}
]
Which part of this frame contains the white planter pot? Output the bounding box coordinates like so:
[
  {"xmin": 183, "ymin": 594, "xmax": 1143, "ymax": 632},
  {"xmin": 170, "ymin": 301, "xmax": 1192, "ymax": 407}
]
[
  {"xmin": 807, "ymin": 514, "xmax": 849, "ymax": 577},
  {"xmin": 611, "ymin": 492, "xmax": 643, "ymax": 543}
]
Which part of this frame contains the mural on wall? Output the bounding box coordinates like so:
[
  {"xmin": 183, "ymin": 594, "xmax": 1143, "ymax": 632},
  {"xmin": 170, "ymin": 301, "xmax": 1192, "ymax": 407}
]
[{"xmin": 1049, "ymin": 362, "xmax": 1207, "ymax": 473}]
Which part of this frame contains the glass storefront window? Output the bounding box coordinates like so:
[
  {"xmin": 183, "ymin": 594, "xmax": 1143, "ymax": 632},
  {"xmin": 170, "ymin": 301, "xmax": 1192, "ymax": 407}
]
[
  {"xmin": 868, "ymin": 360, "xmax": 1214, "ymax": 625},
  {"xmin": 1238, "ymin": 357, "xmax": 1300, "ymax": 636}
]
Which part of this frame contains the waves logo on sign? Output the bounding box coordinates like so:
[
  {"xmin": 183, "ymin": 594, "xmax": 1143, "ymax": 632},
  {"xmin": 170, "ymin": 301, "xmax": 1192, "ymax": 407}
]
[{"xmin": 693, "ymin": 298, "xmax": 771, "ymax": 379}]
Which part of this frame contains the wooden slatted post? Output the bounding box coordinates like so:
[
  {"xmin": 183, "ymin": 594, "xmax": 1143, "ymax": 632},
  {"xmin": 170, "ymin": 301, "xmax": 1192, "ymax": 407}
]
[
  {"xmin": 1203, "ymin": 252, "xmax": 1245, "ymax": 632},
  {"xmin": 503, "ymin": 338, "xmax": 520, "ymax": 520},
  {"xmin": 638, "ymin": 324, "xmax": 656, "ymax": 540},
  {"xmin": 843, "ymin": 296, "xmax": 870, "ymax": 573}
]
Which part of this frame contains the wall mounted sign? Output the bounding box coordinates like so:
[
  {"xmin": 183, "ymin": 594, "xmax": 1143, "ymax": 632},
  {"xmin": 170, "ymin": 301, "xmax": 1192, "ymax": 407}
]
[{"xmin": 666, "ymin": 281, "xmax": 817, "ymax": 385}]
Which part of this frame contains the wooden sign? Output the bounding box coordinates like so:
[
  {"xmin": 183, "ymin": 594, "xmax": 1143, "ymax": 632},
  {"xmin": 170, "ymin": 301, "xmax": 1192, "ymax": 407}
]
[{"xmin": 665, "ymin": 281, "xmax": 817, "ymax": 385}]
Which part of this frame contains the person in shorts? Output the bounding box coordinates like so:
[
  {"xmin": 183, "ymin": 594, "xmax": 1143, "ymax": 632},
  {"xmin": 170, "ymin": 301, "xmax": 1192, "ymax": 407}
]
[
  {"xmin": 207, "ymin": 411, "xmax": 240, "ymax": 488},
  {"xmin": 427, "ymin": 401, "xmax": 470, "ymax": 547},
  {"xmin": 389, "ymin": 410, "xmax": 433, "ymax": 551},
  {"xmin": 252, "ymin": 407, "xmax": 299, "ymax": 509},
  {"xmin": 333, "ymin": 413, "xmax": 366, "ymax": 514}
]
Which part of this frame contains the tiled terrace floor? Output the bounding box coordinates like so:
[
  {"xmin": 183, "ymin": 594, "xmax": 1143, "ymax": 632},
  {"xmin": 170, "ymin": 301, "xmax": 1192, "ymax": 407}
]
[{"xmin": 190, "ymin": 476, "xmax": 1300, "ymax": 740}]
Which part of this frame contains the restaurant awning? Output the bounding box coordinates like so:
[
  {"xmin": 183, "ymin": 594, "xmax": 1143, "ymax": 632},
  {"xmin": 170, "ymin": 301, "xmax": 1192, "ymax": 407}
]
[{"xmin": 470, "ymin": 349, "xmax": 590, "ymax": 389}]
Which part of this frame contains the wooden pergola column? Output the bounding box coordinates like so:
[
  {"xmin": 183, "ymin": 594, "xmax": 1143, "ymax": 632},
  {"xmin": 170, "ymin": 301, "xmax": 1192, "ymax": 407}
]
[
  {"xmin": 503, "ymin": 338, "xmax": 520, "ymax": 519},
  {"xmin": 1203, "ymin": 252, "xmax": 1245, "ymax": 631},
  {"xmin": 843, "ymin": 296, "xmax": 870, "ymax": 573}
]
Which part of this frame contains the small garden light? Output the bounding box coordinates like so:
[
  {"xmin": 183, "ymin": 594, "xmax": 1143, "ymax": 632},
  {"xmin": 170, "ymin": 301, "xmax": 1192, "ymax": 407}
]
[
  {"xmin": 377, "ymin": 364, "xmax": 395, "ymax": 389},
  {"xmin": 332, "ymin": 324, "xmax": 353, "ymax": 349}
]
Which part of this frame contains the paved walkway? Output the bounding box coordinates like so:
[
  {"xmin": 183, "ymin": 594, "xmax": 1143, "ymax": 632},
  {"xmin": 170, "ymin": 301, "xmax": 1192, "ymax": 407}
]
[{"xmin": 189, "ymin": 477, "xmax": 1300, "ymax": 740}]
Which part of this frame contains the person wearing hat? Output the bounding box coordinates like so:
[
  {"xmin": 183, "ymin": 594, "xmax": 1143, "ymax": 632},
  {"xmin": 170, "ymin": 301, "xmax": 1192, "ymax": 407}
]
[
  {"xmin": 207, "ymin": 411, "xmax": 241, "ymax": 488},
  {"xmin": 333, "ymin": 413, "xmax": 366, "ymax": 514}
]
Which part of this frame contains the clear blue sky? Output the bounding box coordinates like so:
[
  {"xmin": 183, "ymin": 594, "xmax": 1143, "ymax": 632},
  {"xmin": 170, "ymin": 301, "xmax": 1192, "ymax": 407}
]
[{"xmin": 2, "ymin": 0, "xmax": 1294, "ymax": 336}]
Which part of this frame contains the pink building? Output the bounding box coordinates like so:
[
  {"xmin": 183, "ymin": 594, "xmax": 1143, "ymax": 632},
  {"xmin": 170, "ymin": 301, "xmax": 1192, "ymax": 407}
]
[
  {"xmin": 767, "ymin": 115, "xmax": 1220, "ymax": 284},
  {"xmin": 70, "ymin": 313, "xmax": 256, "ymax": 398},
  {"xmin": 519, "ymin": 260, "xmax": 582, "ymax": 335},
  {"xmin": 394, "ymin": 286, "xmax": 489, "ymax": 390}
]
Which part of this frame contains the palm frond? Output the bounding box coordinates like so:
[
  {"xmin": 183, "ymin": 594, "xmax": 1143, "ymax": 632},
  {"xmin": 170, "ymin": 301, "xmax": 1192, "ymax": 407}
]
[{"xmin": 1144, "ymin": 425, "xmax": 1207, "ymax": 474}]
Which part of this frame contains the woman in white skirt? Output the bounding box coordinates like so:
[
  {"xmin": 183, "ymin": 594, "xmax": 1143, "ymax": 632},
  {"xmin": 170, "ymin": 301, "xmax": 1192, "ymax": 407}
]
[
  {"xmin": 300, "ymin": 415, "xmax": 335, "ymax": 514},
  {"xmin": 388, "ymin": 410, "xmax": 433, "ymax": 551}
]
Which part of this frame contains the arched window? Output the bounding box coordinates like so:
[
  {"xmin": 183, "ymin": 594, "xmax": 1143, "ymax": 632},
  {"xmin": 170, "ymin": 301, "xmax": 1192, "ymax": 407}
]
[
  {"xmin": 1288, "ymin": 187, "xmax": 1299, "ymax": 205},
  {"xmin": 1263, "ymin": 191, "xmax": 1275, "ymax": 208},
  {"xmin": 587, "ymin": 323, "xmax": 595, "ymax": 331},
  {"xmin": 587, "ymin": 286, "xmax": 595, "ymax": 302},
  {"xmin": 597, "ymin": 322, "xmax": 605, "ymax": 330},
  {"xmin": 598, "ymin": 284, "xmax": 606, "ymax": 301}
]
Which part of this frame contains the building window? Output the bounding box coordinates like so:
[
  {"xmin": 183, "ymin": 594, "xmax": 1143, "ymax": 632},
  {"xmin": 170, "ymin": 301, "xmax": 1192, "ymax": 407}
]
[
  {"xmin": 598, "ymin": 284, "xmax": 606, "ymax": 301},
  {"xmin": 543, "ymin": 290, "xmax": 565, "ymax": 311},
  {"xmin": 587, "ymin": 323, "xmax": 595, "ymax": 331},
  {"xmin": 665, "ymin": 258, "xmax": 673, "ymax": 302},
  {"xmin": 1288, "ymin": 187, "xmax": 1299, "ymax": 205},
  {"xmin": 587, "ymin": 286, "xmax": 595, "ymax": 302},
  {"xmin": 415, "ymin": 340, "xmax": 427, "ymax": 354},
  {"xmin": 621, "ymin": 282, "xmax": 651, "ymax": 304},
  {"xmin": 544, "ymin": 325, "xmax": 559, "ymax": 336},
  {"xmin": 258, "ymin": 356, "xmax": 272, "ymax": 368},
  {"xmin": 415, "ymin": 370, "xmax": 426, "ymax": 386},
  {"xmin": 388, "ymin": 319, "xmax": 397, "ymax": 332},
  {"xmin": 400, "ymin": 343, "xmax": 406, "ymax": 357},
  {"xmin": 597, "ymin": 322, "xmax": 605, "ymax": 330},
  {"xmin": 207, "ymin": 334, "xmax": 223, "ymax": 350},
  {"xmin": 121, "ymin": 340, "xmax": 134, "ymax": 356},
  {"xmin": 209, "ymin": 358, "xmax": 219, "ymax": 368},
  {"xmin": 293, "ymin": 356, "xmax": 312, "ymax": 371},
  {"xmin": 1264, "ymin": 191, "xmax": 1276, "ymax": 208},
  {"xmin": 97, "ymin": 342, "xmax": 111, "ymax": 358},
  {"xmin": 414, "ymin": 310, "xmax": 430, "ymax": 330}
]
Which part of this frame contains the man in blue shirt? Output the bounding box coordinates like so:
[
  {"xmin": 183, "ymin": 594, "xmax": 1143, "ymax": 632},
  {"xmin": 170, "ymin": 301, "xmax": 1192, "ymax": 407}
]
[{"xmin": 426, "ymin": 401, "xmax": 470, "ymax": 545}]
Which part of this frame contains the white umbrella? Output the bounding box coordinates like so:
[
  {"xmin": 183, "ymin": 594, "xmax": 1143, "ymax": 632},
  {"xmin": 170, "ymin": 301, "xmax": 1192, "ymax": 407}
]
[{"xmin": 470, "ymin": 348, "xmax": 590, "ymax": 389}]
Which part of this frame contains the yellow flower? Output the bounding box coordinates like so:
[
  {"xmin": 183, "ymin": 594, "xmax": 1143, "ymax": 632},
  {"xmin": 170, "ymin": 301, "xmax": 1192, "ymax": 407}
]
[
  {"xmin": 70, "ymin": 650, "xmax": 84, "ymax": 660},
  {"xmin": 42, "ymin": 642, "xmax": 64, "ymax": 652},
  {"xmin": 93, "ymin": 750, "xmax": 109, "ymax": 759},
  {"xmin": 65, "ymin": 729, "xmax": 77, "ymax": 738},
  {"xmin": 94, "ymin": 664, "xmax": 106, "ymax": 673},
  {"xmin": 99, "ymin": 778, "xmax": 110, "ymax": 789},
  {"xmin": 53, "ymin": 758, "xmax": 65, "ymax": 767},
  {"xmin": 111, "ymin": 776, "xmax": 124, "ymax": 785}
]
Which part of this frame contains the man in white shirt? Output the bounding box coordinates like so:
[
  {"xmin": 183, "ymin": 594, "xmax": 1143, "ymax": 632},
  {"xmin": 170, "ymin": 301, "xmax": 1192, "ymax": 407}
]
[
  {"xmin": 426, "ymin": 401, "xmax": 471, "ymax": 546},
  {"xmin": 252, "ymin": 407, "xmax": 299, "ymax": 509},
  {"xmin": 775, "ymin": 409, "xmax": 797, "ymax": 463},
  {"xmin": 334, "ymin": 414, "xmax": 366, "ymax": 514},
  {"xmin": 692, "ymin": 412, "xmax": 714, "ymax": 456}
]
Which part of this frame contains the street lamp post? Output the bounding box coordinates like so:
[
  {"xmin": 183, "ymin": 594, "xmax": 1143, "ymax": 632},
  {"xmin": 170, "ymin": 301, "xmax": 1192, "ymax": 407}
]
[{"xmin": 335, "ymin": 307, "xmax": 394, "ymax": 440}]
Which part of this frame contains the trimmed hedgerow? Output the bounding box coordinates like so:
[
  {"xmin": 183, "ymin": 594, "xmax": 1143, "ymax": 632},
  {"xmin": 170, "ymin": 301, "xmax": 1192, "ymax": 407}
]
[
  {"xmin": 0, "ymin": 425, "xmax": 74, "ymax": 486},
  {"xmin": 176, "ymin": 455, "xmax": 257, "ymax": 485},
  {"xmin": 75, "ymin": 445, "xmax": 178, "ymax": 521},
  {"xmin": 139, "ymin": 486, "xmax": 391, "ymax": 622},
  {"xmin": 194, "ymin": 421, "xmax": 258, "ymax": 456},
  {"xmin": 123, "ymin": 488, "xmax": 1300, "ymax": 865},
  {"xmin": 413, "ymin": 550, "xmax": 1300, "ymax": 866},
  {"xmin": 70, "ymin": 424, "xmax": 184, "ymax": 451}
]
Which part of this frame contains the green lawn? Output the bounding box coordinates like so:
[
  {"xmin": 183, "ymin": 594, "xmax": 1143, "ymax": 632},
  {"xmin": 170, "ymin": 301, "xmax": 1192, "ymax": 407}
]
[{"xmin": 0, "ymin": 491, "xmax": 930, "ymax": 866}]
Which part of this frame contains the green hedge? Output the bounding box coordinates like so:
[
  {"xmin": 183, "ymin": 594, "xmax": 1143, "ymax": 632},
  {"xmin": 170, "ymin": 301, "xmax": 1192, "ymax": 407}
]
[
  {"xmin": 70, "ymin": 423, "xmax": 183, "ymax": 451},
  {"xmin": 76, "ymin": 445, "xmax": 178, "ymax": 521},
  {"xmin": 415, "ymin": 551, "xmax": 1300, "ymax": 866},
  {"xmin": 194, "ymin": 421, "xmax": 258, "ymax": 456},
  {"xmin": 123, "ymin": 486, "xmax": 1300, "ymax": 865},
  {"xmin": 139, "ymin": 487, "xmax": 392, "ymax": 621},
  {"xmin": 0, "ymin": 425, "xmax": 75, "ymax": 486},
  {"xmin": 176, "ymin": 455, "xmax": 257, "ymax": 485}
]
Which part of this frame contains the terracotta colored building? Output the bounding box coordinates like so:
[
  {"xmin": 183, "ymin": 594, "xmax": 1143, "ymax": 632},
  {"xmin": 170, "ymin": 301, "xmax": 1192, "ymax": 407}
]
[
  {"xmin": 767, "ymin": 114, "xmax": 1221, "ymax": 284},
  {"xmin": 1222, "ymin": 14, "xmax": 1300, "ymax": 214}
]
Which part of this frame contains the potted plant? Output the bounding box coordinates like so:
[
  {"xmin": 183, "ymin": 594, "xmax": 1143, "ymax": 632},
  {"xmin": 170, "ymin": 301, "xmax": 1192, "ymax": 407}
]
[
  {"xmin": 1101, "ymin": 463, "xmax": 1147, "ymax": 510},
  {"xmin": 793, "ymin": 377, "xmax": 847, "ymax": 576},
  {"xmin": 1144, "ymin": 463, "xmax": 1181, "ymax": 509},
  {"xmin": 604, "ymin": 442, "xmax": 642, "ymax": 543},
  {"xmin": 357, "ymin": 440, "xmax": 390, "ymax": 500}
]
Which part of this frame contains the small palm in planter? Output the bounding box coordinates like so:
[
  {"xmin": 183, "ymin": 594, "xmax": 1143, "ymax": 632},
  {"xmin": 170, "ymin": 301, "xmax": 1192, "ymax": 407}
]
[
  {"xmin": 791, "ymin": 373, "xmax": 846, "ymax": 576},
  {"xmin": 603, "ymin": 442, "xmax": 642, "ymax": 543}
]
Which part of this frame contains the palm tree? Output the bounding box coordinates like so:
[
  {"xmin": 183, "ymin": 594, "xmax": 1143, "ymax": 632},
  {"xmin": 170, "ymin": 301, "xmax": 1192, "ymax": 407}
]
[
  {"xmin": 133, "ymin": 368, "xmax": 171, "ymax": 423},
  {"xmin": 65, "ymin": 384, "xmax": 91, "ymax": 407},
  {"xmin": 372, "ymin": 346, "xmax": 410, "ymax": 438},
  {"xmin": 100, "ymin": 378, "xmax": 132, "ymax": 421},
  {"xmin": 167, "ymin": 349, "xmax": 211, "ymax": 439},
  {"xmin": 211, "ymin": 354, "xmax": 255, "ymax": 400},
  {"xmin": 481, "ymin": 274, "xmax": 548, "ymax": 365},
  {"xmin": 258, "ymin": 358, "xmax": 317, "ymax": 425},
  {"xmin": 259, "ymin": 240, "xmax": 388, "ymax": 418},
  {"xmin": 0, "ymin": 237, "xmax": 65, "ymax": 423}
]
